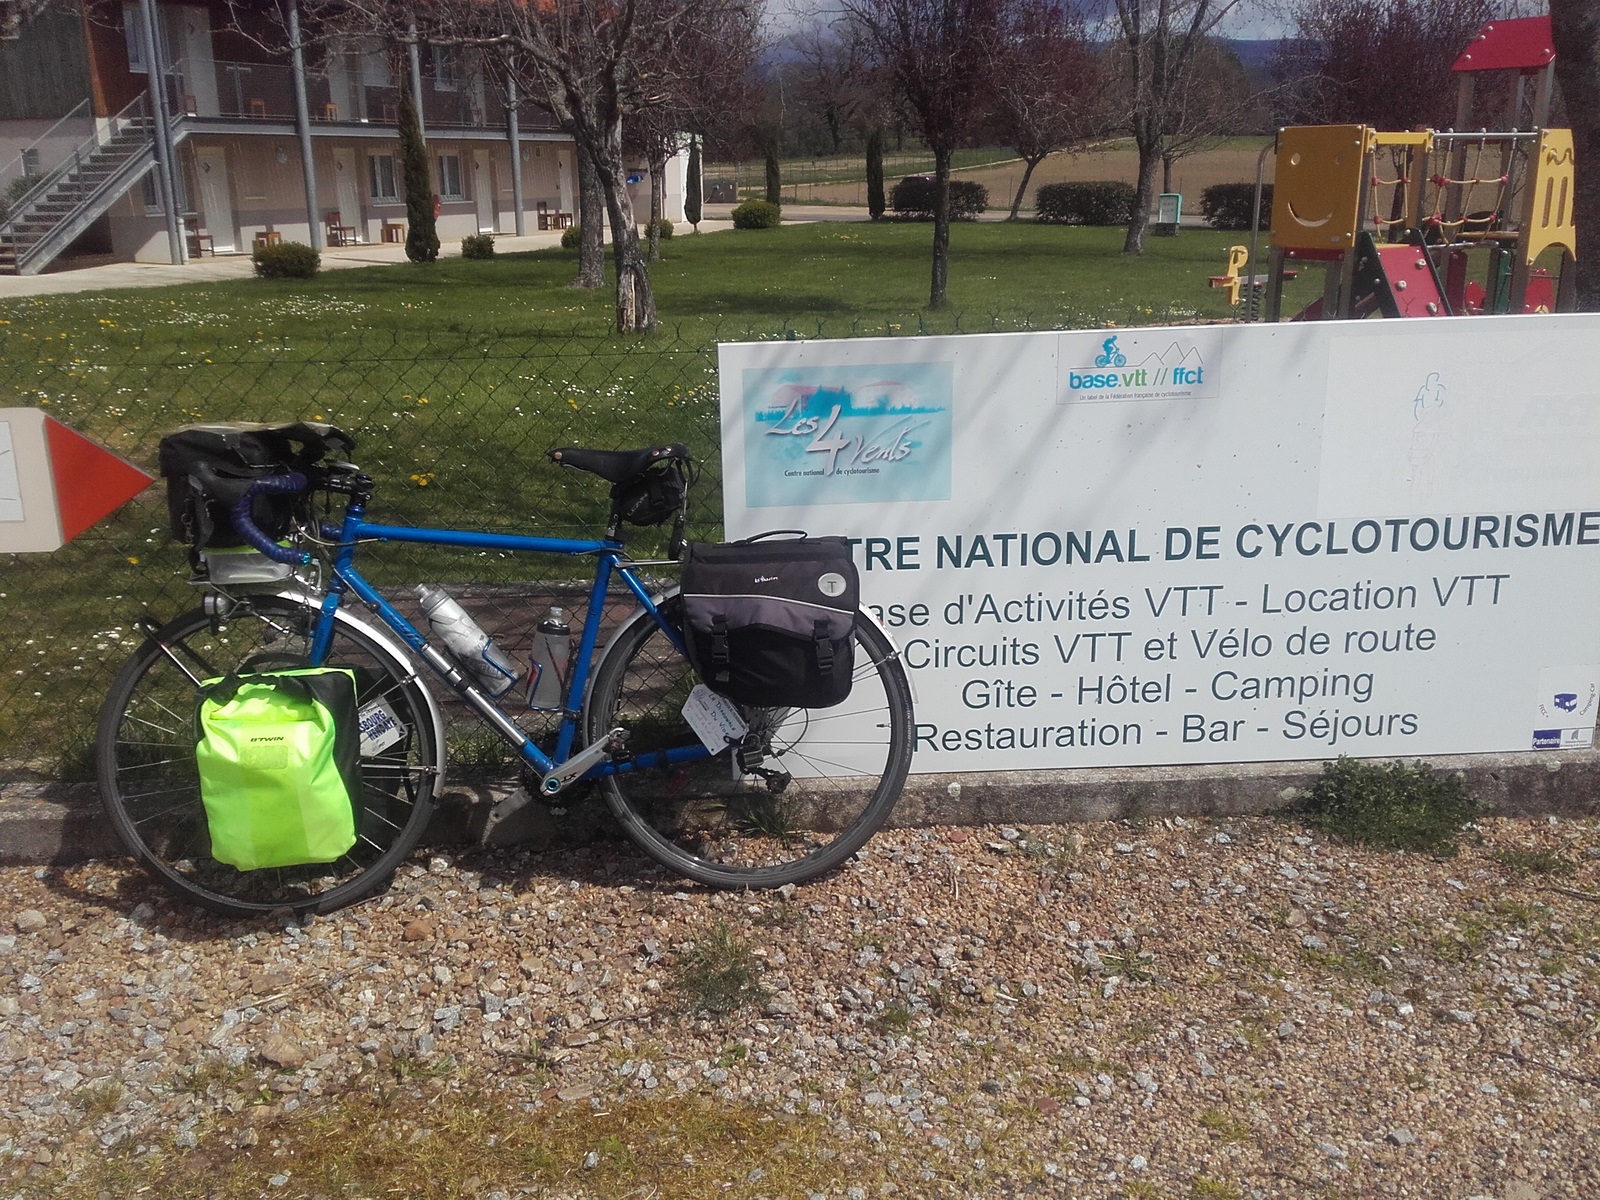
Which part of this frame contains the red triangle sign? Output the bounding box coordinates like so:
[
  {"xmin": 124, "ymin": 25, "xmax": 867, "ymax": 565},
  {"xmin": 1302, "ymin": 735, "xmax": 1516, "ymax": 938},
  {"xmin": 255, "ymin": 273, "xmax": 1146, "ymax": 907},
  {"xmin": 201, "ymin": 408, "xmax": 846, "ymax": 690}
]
[{"xmin": 44, "ymin": 417, "xmax": 155, "ymax": 543}]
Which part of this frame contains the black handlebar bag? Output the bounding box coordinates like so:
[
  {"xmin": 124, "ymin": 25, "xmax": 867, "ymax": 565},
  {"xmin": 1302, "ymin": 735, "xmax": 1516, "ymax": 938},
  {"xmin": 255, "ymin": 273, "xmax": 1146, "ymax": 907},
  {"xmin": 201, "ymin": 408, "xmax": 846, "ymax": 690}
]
[
  {"xmin": 158, "ymin": 421, "xmax": 354, "ymax": 557},
  {"xmin": 680, "ymin": 535, "xmax": 858, "ymax": 709}
]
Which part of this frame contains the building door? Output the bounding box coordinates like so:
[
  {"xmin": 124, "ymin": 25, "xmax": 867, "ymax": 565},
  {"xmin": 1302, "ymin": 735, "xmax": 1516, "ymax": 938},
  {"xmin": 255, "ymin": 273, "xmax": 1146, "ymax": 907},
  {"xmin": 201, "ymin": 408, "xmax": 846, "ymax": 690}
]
[
  {"xmin": 177, "ymin": 7, "xmax": 219, "ymax": 115},
  {"xmin": 473, "ymin": 149, "xmax": 496, "ymax": 232},
  {"xmin": 333, "ymin": 146, "xmax": 362, "ymax": 241},
  {"xmin": 195, "ymin": 145, "xmax": 235, "ymax": 251}
]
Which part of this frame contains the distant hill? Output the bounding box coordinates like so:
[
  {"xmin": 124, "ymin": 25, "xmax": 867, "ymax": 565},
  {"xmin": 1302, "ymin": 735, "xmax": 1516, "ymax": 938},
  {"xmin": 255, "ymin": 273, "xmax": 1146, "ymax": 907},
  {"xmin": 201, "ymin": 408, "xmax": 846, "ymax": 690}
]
[{"xmin": 1220, "ymin": 38, "xmax": 1284, "ymax": 85}]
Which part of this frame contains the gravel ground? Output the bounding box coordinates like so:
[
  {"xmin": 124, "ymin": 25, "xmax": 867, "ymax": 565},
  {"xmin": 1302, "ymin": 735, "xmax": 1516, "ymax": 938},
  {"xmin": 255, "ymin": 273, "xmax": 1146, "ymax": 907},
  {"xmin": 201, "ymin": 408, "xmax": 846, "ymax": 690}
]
[{"xmin": 2, "ymin": 814, "xmax": 1598, "ymax": 1200}]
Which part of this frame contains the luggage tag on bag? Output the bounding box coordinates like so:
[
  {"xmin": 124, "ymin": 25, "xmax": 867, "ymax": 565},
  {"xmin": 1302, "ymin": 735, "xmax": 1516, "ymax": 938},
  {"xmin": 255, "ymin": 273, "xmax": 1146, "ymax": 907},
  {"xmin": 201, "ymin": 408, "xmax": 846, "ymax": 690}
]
[
  {"xmin": 358, "ymin": 699, "xmax": 405, "ymax": 756},
  {"xmin": 681, "ymin": 685, "xmax": 748, "ymax": 756}
]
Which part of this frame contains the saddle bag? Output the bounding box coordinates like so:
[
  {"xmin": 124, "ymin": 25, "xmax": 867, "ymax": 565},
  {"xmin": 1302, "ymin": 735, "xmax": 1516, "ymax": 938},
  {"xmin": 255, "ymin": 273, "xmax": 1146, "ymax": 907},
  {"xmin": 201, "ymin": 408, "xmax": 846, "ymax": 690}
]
[
  {"xmin": 680, "ymin": 534, "xmax": 858, "ymax": 709},
  {"xmin": 158, "ymin": 421, "xmax": 354, "ymax": 558},
  {"xmin": 194, "ymin": 668, "xmax": 362, "ymax": 871}
]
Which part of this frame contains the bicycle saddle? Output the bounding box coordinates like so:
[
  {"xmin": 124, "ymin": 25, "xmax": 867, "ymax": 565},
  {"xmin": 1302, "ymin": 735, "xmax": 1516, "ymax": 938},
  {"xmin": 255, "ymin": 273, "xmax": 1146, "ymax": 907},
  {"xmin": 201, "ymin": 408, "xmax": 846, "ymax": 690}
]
[{"xmin": 548, "ymin": 444, "xmax": 691, "ymax": 483}]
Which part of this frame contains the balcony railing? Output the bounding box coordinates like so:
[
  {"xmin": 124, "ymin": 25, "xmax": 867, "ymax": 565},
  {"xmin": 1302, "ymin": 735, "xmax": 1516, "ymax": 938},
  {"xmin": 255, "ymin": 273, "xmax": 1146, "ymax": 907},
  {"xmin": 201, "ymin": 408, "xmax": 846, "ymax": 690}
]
[{"xmin": 162, "ymin": 58, "xmax": 559, "ymax": 132}]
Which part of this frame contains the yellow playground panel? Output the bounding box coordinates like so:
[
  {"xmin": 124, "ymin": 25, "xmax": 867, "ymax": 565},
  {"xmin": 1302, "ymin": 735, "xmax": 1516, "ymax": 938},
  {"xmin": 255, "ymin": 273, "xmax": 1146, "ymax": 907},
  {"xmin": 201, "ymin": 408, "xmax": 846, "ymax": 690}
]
[{"xmin": 1243, "ymin": 14, "xmax": 1577, "ymax": 322}]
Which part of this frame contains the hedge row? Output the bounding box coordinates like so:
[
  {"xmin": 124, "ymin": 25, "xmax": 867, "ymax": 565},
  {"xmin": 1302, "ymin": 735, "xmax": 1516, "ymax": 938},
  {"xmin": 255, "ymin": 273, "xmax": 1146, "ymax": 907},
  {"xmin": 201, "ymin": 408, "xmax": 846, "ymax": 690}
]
[
  {"xmin": 889, "ymin": 176, "xmax": 988, "ymax": 220},
  {"xmin": 1199, "ymin": 183, "xmax": 1273, "ymax": 231},
  {"xmin": 1034, "ymin": 181, "xmax": 1135, "ymax": 226}
]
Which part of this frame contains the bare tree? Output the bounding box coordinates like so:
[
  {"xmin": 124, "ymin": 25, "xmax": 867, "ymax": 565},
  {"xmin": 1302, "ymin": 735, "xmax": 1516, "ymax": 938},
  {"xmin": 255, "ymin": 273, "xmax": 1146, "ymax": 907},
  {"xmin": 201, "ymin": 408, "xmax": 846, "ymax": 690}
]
[
  {"xmin": 629, "ymin": 2, "xmax": 759, "ymax": 259},
  {"xmin": 326, "ymin": 0, "xmax": 748, "ymax": 333},
  {"xmin": 1105, "ymin": 0, "xmax": 1239, "ymax": 255},
  {"xmin": 1551, "ymin": 0, "xmax": 1600, "ymax": 310},
  {"xmin": 1273, "ymin": 0, "xmax": 1500, "ymax": 130},
  {"xmin": 1151, "ymin": 38, "xmax": 1271, "ymax": 193},
  {"xmin": 845, "ymin": 0, "xmax": 1003, "ymax": 308},
  {"xmin": 987, "ymin": 0, "xmax": 1099, "ymax": 219}
]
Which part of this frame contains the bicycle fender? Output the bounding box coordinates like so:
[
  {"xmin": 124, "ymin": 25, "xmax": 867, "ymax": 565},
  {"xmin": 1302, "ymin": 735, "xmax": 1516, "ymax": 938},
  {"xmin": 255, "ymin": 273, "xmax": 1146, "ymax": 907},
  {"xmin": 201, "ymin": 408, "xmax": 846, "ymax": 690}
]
[{"xmin": 268, "ymin": 588, "xmax": 449, "ymax": 791}]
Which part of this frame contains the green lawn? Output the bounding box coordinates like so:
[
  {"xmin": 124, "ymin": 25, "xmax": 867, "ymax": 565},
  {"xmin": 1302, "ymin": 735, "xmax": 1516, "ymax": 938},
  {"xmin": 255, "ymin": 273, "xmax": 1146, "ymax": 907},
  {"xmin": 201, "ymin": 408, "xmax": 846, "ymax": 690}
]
[{"xmin": 0, "ymin": 220, "xmax": 1297, "ymax": 767}]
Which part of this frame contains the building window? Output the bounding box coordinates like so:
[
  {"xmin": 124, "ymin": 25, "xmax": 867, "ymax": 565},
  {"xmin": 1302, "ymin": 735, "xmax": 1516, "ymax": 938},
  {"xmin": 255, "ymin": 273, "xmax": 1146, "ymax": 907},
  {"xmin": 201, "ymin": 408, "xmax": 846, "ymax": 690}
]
[
  {"xmin": 368, "ymin": 153, "xmax": 398, "ymax": 203},
  {"xmin": 20, "ymin": 148, "xmax": 40, "ymax": 178},
  {"xmin": 436, "ymin": 153, "xmax": 462, "ymax": 200},
  {"xmin": 431, "ymin": 46, "xmax": 457, "ymax": 91},
  {"xmin": 140, "ymin": 169, "xmax": 161, "ymax": 212},
  {"xmin": 123, "ymin": 4, "xmax": 147, "ymax": 72}
]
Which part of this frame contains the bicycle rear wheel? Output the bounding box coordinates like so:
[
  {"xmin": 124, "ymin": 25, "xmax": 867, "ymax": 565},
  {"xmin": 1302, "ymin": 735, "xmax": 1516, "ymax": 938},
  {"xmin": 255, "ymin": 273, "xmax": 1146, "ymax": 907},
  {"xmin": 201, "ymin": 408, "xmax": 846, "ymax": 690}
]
[
  {"xmin": 95, "ymin": 594, "xmax": 440, "ymax": 917},
  {"xmin": 586, "ymin": 598, "xmax": 913, "ymax": 889}
]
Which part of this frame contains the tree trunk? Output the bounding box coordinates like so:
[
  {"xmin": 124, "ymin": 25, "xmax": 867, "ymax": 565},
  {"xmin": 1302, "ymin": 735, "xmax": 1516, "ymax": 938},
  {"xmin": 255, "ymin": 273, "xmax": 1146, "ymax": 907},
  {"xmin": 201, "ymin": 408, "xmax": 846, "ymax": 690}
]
[
  {"xmin": 1123, "ymin": 135, "xmax": 1161, "ymax": 255},
  {"xmin": 648, "ymin": 148, "xmax": 666, "ymax": 262},
  {"xmin": 930, "ymin": 147, "xmax": 952, "ymax": 309},
  {"xmin": 592, "ymin": 126, "xmax": 655, "ymax": 333},
  {"xmin": 1551, "ymin": 0, "xmax": 1600, "ymax": 310},
  {"xmin": 764, "ymin": 147, "xmax": 781, "ymax": 206},
  {"xmin": 1161, "ymin": 152, "xmax": 1175, "ymax": 196},
  {"xmin": 573, "ymin": 142, "xmax": 605, "ymax": 289},
  {"xmin": 865, "ymin": 128, "xmax": 885, "ymax": 220},
  {"xmin": 1008, "ymin": 155, "xmax": 1044, "ymax": 220}
]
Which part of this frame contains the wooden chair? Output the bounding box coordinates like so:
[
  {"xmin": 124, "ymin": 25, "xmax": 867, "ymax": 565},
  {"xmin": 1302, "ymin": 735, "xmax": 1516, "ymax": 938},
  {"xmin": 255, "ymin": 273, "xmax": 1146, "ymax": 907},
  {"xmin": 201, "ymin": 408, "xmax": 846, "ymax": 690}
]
[
  {"xmin": 247, "ymin": 98, "xmax": 267, "ymax": 118},
  {"xmin": 324, "ymin": 212, "xmax": 356, "ymax": 247},
  {"xmin": 381, "ymin": 221, "xmax": 406, "ymax": 244},
  {"xmin": 536, "ymin": 201, "xmax": 551, "ymax": 231},
  {"xmin": 184, "ymin": 217, "xmax": 215, "ymax": 257}
]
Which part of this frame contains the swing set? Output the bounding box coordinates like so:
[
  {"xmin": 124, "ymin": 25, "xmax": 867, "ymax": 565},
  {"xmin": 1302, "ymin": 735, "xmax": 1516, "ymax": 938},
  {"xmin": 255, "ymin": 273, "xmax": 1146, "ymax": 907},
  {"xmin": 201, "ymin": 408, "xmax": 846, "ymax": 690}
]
[{"xmin": 1242, "ymin": 16, "xmax": 1578, "ymax": 322}]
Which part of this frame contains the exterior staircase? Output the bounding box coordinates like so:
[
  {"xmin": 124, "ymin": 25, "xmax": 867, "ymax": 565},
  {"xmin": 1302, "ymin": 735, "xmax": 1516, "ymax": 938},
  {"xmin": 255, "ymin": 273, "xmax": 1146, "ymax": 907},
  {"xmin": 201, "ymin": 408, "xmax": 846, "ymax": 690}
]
[{"xmin": 0, "ymin": 96, "xmax": 169, "ymax": 276}]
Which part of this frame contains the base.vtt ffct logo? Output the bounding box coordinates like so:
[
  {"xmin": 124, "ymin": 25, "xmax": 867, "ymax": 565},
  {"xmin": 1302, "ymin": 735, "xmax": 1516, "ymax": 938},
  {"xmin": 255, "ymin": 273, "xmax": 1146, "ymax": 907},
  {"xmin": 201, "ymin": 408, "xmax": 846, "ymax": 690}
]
[{"xmin": 1060, "ymin": 330, "xmax": 1220, "ymax": 402}]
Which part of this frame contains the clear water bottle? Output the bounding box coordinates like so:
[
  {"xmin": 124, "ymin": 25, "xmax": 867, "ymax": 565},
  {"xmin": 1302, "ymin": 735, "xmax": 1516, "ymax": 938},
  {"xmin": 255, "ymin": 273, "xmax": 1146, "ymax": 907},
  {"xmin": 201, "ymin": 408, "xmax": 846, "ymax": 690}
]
[
  {"xmin": 527, "ymin": 607, "xmax": 571, "ymax": 709},
  {"xmin": 414, "ymin": 585, "xmax": 519, "ymax": 696}
]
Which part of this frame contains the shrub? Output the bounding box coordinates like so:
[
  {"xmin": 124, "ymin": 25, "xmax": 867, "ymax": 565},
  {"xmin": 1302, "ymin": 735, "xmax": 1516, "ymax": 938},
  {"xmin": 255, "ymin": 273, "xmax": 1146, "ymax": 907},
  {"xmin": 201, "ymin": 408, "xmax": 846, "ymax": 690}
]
[
  {"xmin": 639, "ymin": 216, "xmax": 674, "ymax": 240},
  {"xmin": 670, "ymin": 922, "xmax": 769, "ymax": 1015},
  {"xmin": 1200, "ymin": 182, "xmax": 1274, "ymax": 231},
  {"xmin": 1034, "ymin": 181, "xmax": 1136, "ymax": 226},
  {"xmin": 251, "ymin": 240, "xmax": 320, "ymax": 279},
  {"xmin": 1304, "ymin": 757, "xmax": 1478, "ymax": 856},
  {"xmin": 889, "ymin": 175, "xmax": 988, "ymax": 220},
  {"xmin": 460, "ymin": 233, "xmax": 495, "ymax": 259},
  {"xmin": 560, "ymin": 223, "xmax": 583, "ymax": 250},
  {"xmin": 731, "ymin": 199, "xmax": 781, "ymax": 230}
]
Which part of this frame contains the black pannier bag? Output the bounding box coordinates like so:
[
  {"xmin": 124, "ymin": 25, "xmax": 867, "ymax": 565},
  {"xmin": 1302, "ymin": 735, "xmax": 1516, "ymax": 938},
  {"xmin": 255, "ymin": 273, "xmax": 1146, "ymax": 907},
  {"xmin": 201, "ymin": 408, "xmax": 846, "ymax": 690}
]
[
  {"xmin": 158, "ymin": 422, "xmax": 354, "ymax": 559},
  {"xmin": 680, "ymin": 534, "xmax": 859, "ymax": 709}
]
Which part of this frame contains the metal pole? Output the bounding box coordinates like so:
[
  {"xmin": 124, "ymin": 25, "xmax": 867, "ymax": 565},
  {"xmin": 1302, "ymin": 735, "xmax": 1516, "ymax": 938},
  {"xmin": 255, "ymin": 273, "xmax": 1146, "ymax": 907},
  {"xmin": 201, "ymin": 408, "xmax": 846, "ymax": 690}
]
[
  {"xmin": 1243, "ymin": 135, "xmax": 1275, "ymax": 322},
  {"xmin": 139, "ymin": 0, "xmax": 184, "ymax": 264},
  {"xmin": 505, "ymin": 60, "xmax": 524, "ymax": 236},
  {"xmin": 408, "ymin": 23, "xmax": 426, "ymax": 142},
  {"xmin": 288, "ymin": 0, "xmax": 322, "ymax": 251}
]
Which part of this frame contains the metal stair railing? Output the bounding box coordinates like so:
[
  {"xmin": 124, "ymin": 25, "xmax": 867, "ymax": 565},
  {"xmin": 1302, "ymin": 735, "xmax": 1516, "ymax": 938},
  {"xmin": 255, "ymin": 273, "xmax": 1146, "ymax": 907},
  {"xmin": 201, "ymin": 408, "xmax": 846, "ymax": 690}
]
[
  {"xmin": 0, "ymin": 94, "xmax": 159, "ymax": 275},
  {"xmin": 0, "ymin": 99, "xmax": 92, "ymax": 193}
]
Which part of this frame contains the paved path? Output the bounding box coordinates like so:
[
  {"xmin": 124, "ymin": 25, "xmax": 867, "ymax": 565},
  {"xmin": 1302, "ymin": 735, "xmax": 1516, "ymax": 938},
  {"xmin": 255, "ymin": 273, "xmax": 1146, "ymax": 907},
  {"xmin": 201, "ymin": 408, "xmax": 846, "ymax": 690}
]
[{"xmin": 0, "ymin": 221, "xmax": 735, "ymax": 298}]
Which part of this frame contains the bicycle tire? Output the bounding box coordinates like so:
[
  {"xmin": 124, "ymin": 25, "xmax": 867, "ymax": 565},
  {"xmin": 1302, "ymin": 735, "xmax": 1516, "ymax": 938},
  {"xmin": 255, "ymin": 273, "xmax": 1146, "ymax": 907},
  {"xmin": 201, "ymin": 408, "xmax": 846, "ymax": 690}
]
[
  {"xmin": 586, "ymin": 596, "xmax": 913, "ymax": 889},
  {"xmin": 95, "ymin": 594, "xmax": 441, "ymax": 918}
]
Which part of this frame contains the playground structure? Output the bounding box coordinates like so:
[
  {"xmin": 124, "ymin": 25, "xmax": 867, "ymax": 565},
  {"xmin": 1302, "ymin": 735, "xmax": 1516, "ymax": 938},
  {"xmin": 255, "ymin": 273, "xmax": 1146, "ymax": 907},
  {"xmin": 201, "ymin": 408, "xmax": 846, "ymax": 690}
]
[{"xmin": 1245, "ymin": 16, "xmax": 1578, "ymax": 322}]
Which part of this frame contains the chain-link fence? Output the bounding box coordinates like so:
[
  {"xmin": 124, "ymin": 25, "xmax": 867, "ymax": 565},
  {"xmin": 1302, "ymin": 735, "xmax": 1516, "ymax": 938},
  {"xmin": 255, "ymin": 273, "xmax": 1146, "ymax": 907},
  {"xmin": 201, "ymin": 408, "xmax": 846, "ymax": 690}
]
[{"xmin": 0, "ymin": 311, "xmax": 1055, "ymax": 791}]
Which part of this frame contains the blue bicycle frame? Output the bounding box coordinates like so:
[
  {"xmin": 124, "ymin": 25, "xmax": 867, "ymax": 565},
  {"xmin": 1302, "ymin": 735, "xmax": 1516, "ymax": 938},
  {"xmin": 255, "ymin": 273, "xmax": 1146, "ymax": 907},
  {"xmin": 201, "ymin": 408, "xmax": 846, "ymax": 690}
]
[{"xmin": 303, "ymin": 487, "xmax": 708, "ymax": 797}]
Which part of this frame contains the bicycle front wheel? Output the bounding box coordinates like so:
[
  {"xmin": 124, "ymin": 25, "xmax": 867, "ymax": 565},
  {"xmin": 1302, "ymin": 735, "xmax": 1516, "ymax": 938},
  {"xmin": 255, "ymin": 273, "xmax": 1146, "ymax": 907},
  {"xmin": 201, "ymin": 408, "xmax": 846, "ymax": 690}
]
[
  {"xmin": 95, "ymin": 594, "xmax": 441, "ymax": 918},
  {"xmin": 587, "ymin": 599, "xmax": 914, "ymax": 889}
]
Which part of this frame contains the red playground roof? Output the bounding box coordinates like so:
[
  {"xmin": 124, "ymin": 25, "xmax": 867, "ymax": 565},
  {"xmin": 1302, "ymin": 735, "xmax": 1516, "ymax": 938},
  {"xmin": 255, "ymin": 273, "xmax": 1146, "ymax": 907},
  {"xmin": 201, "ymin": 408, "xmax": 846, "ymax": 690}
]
[{"xmin": 1452, "ymin": 15, "xmax": 1555, "ymax": 73}]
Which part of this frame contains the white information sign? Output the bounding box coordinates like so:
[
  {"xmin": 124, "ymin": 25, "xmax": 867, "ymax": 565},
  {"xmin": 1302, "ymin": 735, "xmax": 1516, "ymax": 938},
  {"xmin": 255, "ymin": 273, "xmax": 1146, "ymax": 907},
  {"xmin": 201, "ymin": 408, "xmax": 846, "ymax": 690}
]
[{"xmin": 718, "ymin": 315, "xmax": 1600, "ymax": 770}]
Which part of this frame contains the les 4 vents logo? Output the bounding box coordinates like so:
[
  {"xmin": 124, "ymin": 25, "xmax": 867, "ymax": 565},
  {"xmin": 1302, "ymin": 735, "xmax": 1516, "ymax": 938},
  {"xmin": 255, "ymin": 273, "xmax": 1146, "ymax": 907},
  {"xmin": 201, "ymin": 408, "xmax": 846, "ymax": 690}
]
[{"xmin": 1059, "ymin": 329, "xmax": 1224, "ymax": 404}]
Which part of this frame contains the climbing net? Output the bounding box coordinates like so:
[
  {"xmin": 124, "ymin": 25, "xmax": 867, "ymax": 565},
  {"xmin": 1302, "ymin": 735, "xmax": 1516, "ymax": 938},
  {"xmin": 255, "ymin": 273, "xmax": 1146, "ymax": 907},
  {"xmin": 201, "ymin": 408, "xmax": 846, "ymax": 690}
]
[{"xmin": 1366, "ymin": 138, "xmax": 1521, "ymax": 241}]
